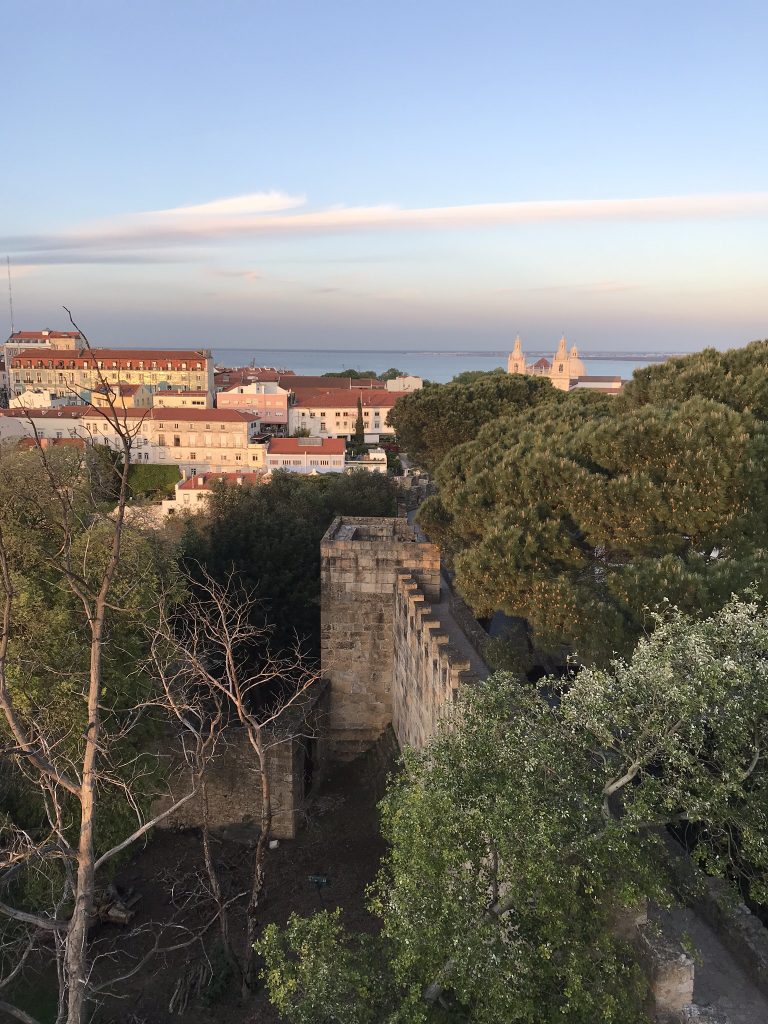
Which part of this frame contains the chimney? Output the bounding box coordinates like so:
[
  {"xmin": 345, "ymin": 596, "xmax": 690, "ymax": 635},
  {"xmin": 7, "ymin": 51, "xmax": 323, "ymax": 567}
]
[
  {"xmin": 237, "ymin": 476, "xmax": 244, "ymax": 485},
  {"xmin": 197, "ymin": 476, "xmax": 204, "ymax": 485}
]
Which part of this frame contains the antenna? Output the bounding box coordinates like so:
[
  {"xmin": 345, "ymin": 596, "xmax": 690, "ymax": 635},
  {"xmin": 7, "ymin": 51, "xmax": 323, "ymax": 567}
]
[{"xmin": 6, "ymin": 256, "xmax": 15, "ymax": 336}]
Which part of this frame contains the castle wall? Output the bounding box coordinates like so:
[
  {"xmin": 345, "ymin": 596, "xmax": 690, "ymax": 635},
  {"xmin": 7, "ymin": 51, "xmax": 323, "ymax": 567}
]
[
  {"xmin": 393, "ymin": 575, "xmax": 480, "ymax": 749},
  {"xmin": 152, "ymin": 685, "xmax": 328, "ymax": 839},
  {"xmin": 320, "ymin": 517, "xmax": 441, "ymax": 759}
]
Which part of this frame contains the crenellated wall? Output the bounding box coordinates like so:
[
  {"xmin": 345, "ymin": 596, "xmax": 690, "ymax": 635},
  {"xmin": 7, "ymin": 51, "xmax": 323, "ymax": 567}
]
[
  {"xmin": 321, "ymin": 516, "xmax": 487, "ymax": 755},
  {"xmin": 393, "ymin": 575, "xmax": 481, "ymax": 749}
]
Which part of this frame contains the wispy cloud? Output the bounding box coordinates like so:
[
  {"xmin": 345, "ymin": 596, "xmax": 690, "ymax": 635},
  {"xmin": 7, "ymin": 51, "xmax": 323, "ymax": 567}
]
[{"xmin": 4, "ymin": 191, "xmax": 768, "ymax": 264}]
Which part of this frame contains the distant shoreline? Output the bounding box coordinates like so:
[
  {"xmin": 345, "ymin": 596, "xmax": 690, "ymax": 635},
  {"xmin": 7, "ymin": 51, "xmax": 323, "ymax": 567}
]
[{"xmin": 211, "ymin": 347, "xmax": 675, "ymax": 361}]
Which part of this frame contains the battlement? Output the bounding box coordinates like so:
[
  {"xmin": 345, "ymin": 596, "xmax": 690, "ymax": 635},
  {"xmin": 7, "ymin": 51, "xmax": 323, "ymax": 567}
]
[
  {"xmin": 393, "ymin": 574, "xmax": 484, "ymax": 749},
  {"xmin": 321, "ymin": 516, "xmax": 486, "ymax": 758}
]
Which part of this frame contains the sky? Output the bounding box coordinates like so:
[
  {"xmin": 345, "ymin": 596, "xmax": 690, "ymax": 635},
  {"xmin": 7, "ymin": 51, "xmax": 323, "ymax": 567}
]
[{"xmin": 2, "ymin": 0, "xmax": 767, "ymax": 353}]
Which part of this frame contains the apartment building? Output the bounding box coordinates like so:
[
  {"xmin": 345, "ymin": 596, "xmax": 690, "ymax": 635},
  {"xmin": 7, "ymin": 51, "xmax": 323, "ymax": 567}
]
[
  {"xmin": 265, "ymin": 437, "xmax": 346, "ymax": 473},
  {"xmin": 0, "ymin": 406, "xmax": 265, "ymax": 476},
  {"xmin": 153, "ymin": 389, "xmax": 211, "ymax": 409},
  {"xmin": 9, "ymin": 348, "xmax": 215, "ymax": 401},
  {"xmin": 288, "ymin": 389, "xmax": 400, "ymax": 442},
  {"xmin": 216, "ymin": 381, "xmax": 290, "ymax": 428}
]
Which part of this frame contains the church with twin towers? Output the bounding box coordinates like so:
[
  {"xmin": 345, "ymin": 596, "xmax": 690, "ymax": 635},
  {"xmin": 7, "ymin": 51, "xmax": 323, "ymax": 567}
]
[{"xmin": 507, "ymin": 335, "xmax": 624, "ymax": 394}]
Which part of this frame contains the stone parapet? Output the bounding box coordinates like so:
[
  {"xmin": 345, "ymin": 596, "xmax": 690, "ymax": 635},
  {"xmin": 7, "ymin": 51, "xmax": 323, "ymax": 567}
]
[
  {"xmin": 393, "ymin": 574, "xmax": 480, "ymax": 750},
  {"xmin": 321, "ymin": 517, "xmax": 441, "ymax": 758}
]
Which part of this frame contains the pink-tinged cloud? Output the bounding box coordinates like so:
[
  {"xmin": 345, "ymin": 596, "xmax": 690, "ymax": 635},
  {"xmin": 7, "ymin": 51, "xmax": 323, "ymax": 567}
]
[{"xmin": 5, "ymin": 191, "xmax": 768, "ymax": 260}]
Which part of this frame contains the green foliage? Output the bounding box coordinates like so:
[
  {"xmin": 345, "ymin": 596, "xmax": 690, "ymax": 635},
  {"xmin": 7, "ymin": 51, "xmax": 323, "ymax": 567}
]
[
  {"xmin": 450, "ymin": 368, "xmax": 507, "ymax": 385},
  {"xmin": 386, "ymin": 452, "xmax": 403, "ymax": 475},
  {"xmin": 292, "ymin": 426, "xmax": 312, "ymax": 437},
  {"xmin": 621, "ymin": 340, "xmax": 768, "ymax": 420},
  {"xmin": 321, "ymin": 368, "xmax": 407, "ymax": 381},
  {"xmin": 388, "ymin": 373, "xmax": 562, "ymax": 472},
  {"xmin": 352, "ymin": 396, "xmax": 366, "ymax": 454},
  {"xmin": 323, "ymin": 369, "xmax": 378, "ymax": 379},
  {"xmin": 260, "ymin": 597, "xmax": 768, "ymax": 1022},
  {"xmin": 85, "ymin": 443, "xmax": 124, "ymax": 503},
  {"xmin": 127, "ymin": 462, "xmax": 180, "ymax": 498},
  {"xmin": 0, "ymin": 446, "xmax": 178, "ymax": 873},
  {"xmin": 423, "ymin": 388, "xmax": 768, "ymax": 663},
  {"xmin": 259, "ymin": 911, "xmax": 399, "ymax": 1024},
  {"xmin": 184, "ymin": 471, "xmax": 397, "ymax": 649}
]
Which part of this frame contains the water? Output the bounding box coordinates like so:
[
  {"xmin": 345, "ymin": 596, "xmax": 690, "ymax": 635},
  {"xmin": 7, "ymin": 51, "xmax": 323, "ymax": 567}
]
[{"xmin": 212, "ymin": 348, "xmax": 667, "ymax": 384}]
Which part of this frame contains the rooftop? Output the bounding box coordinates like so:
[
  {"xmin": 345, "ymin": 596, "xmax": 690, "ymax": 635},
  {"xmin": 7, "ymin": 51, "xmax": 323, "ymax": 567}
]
[
  {"xmin": 177, "ymin": 471, "xmax": 264, "ymax": 491},
  {"xmin": 268, "ymin": 437, "xmax": 346, "ymax": 455},
  {"xmin": 291, "ymin": 388, "xmax": 400, "ymax": 409}
]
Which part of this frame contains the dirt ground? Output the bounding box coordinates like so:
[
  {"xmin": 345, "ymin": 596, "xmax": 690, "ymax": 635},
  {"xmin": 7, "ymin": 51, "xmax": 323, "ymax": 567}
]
[{"xmin": 93, "ymin": 753, "xmax": 391, "ymax": 1024}]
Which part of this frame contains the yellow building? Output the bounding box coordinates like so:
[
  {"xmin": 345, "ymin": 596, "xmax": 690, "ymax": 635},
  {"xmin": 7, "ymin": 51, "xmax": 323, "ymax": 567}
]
[{"xmin": 9, "ymin": 347, "xmax": 215, "ymax": 402}]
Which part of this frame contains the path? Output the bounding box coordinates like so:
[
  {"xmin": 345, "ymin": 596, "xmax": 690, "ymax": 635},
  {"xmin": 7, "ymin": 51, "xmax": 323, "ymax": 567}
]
[{"xmin": 651, "ymin": 905, "xmax": 768, "ymax": 1024}]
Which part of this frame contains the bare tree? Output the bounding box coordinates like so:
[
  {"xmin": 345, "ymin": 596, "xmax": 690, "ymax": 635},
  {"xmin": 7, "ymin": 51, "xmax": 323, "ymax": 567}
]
[
  {"xmin": 149, "ymin": 565, "xmax": 321, "ymax": 993},
  {"xmin": 0, "ymin": 315, "xmax": 195, "ymax": 1024}
]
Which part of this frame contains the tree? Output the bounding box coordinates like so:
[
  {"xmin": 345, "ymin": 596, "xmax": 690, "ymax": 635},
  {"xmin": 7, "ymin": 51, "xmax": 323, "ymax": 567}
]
[
  {"xmin": 352, "ymin": 395, "xmax": 365, "ymax": 453},
  {"xmin": 150, "ymin": 566, "xmax": 320, "ymax": 994},
  {"xmin": 183, "ymin": 471, "xmax": 397, "ymax": 651},
  {"xmin": 0, "ymin": 318, "xmax": 193, "ymax": 1024},
  {"xmin": 387, "ymin": 373, "xmax": 562, "ymax": 472},
  {"xmin": 621, "ymin": 339, "xmax": 768, "ymax": 420},
  {"xmin": 259, "ymin": 596, "xmax": 768, "ymax": 1023},
  {"xmin": 420, "ymin": 393, "xmax": 768, "ymax": 663}
]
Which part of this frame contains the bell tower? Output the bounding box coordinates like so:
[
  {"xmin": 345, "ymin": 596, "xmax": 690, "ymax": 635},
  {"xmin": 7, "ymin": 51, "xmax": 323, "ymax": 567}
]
[{"xmin": 507, "ymin": 335, "xmax": 527, "ymax": 375}]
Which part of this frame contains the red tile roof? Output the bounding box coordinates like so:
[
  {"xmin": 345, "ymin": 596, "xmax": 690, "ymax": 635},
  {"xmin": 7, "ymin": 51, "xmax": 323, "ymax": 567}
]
[
  {"xmin": 267, "ymin": 437, "xmax": 346, "ymax": 455},
  {"xmin": 11, "ymin": 348, "xmax": 211, "ymax": 366},
  {"xmin": 0, "ymin": 406, "xmax": 87, "ymax": 419},
  {"xmin": 177, "ymin": 471, "xmax": 265, "ymax": 490},
  {"xmin": 290, "ymin": 388, "xmax": 400, "ymax": 409},
  {"xmin": 533, "ymin": 357, "xmax": 551, "ymax": 368}
]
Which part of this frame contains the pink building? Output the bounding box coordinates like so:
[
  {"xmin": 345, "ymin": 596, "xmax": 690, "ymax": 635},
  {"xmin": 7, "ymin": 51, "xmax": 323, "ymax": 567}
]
[{"xmin": 216, "ymin": 381, "xmax": 289, "ymax": 428}]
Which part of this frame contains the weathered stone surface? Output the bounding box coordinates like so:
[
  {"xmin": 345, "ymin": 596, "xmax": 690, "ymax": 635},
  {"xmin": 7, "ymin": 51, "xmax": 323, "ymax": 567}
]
[
  {"xmin": 152, "ymin": 684, "xmax": 328, "ymax": 839},
  {"xmin": 321, "ymin": 517, "xmax": 441, "ymax": 758},
  {"xmin": 635, "ymin": 923, "xmax": 695, "ymax": 1015}
]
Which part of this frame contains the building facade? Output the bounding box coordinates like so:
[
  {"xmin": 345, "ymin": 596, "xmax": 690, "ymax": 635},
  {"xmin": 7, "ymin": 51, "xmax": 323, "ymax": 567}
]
[
  {"xmin": 265, "ymin": 437, "xmax": 346, "ymax": 473},
  {"xmin": 9, "ymin": 347, "xmax": 215, "ymax": 402},
  {"xmin": 508, "ymin": 336, "xmax": 623, "ymax": 394},
  {"xmin": 288, "ymin": 389, "xmax": 399, "ymax": 442},
  {"xmin": 216, "ymin": 381, "xmax": 290, "ymax": 428},
  {"xmin": 0, "ymin": 406, "xmax": 265, "ymax": 476}
]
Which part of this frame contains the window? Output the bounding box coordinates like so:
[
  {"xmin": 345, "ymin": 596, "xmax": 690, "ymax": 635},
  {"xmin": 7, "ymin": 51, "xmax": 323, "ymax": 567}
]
[
  {"xmin": 173, "ymin": 435, "xmax": 181, "ymax": 447},
  {"xmin": 205, "ymin": 422, "xmax": 211, "ymax": 430},
  {"xmin": 235, "ymin": 454, "xmax": 242, "ymax": 462},
  {"xmin": 190, "ymin": 452, "xmax": 197, "ymax": 460}
]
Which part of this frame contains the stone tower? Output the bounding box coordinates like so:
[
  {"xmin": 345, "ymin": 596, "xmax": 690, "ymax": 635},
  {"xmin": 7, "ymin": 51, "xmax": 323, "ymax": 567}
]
[
  {"xmin": 320, "ymin": 517, "xmax": 440, "ymax": 760},
  {"xmin": 507, "ymin": 335, "xmax": 527, "ymax": 374}
]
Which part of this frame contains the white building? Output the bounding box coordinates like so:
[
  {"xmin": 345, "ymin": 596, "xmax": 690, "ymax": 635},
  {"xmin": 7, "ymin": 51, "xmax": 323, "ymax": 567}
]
[
  {"xmin": 265, "ymin": 437, "xmax": 346, "ymax": 473},
  {"xmin": 345, "ymin": 447, "xmax": 388, "ymax": 473},
  {"xmin": 288, "ymin": 389, "xmax": 400, "ymax": 443}
]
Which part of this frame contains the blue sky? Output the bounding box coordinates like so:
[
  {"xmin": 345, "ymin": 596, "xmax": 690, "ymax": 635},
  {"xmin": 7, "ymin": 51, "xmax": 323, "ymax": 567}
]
[{"xmin": 2, "ymin": 0, "xmax": 767, "ymax": 352}]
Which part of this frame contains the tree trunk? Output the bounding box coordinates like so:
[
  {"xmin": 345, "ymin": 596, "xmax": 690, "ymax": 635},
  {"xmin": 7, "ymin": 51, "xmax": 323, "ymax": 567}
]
[
  {"xmin": 242, "ymin": 734, "xmax": 271, "ymax": 995},
  {"xmin": 200, "ymin": 778, "xmax": 239, "ymax": 976}
]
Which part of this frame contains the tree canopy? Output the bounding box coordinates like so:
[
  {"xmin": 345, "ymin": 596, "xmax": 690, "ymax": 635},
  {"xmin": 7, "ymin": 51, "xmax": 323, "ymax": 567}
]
[
  {"xmin": 387, "ymin": 372, "xmax": 562, "ymax": 472},
  {"xmin": 259, "ymin": 595, "xmax": 768, "ymax": 1023},
  {"xmin": 420, "ymin": 391, "xmax": 768, "ymax": 662},
  {"xmin": 183, "ymin": 471, "xmax": 397, "ymax": 650},
  {"xmin": 621, "ymin": 339, "xmax": 768, "ymax": 420}
]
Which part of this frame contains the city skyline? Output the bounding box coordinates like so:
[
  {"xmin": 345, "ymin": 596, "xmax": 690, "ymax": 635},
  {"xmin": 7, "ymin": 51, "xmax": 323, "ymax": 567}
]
[{"xmin": 3, "ymin": 0, "xmax": 767, "ymax": 352}]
